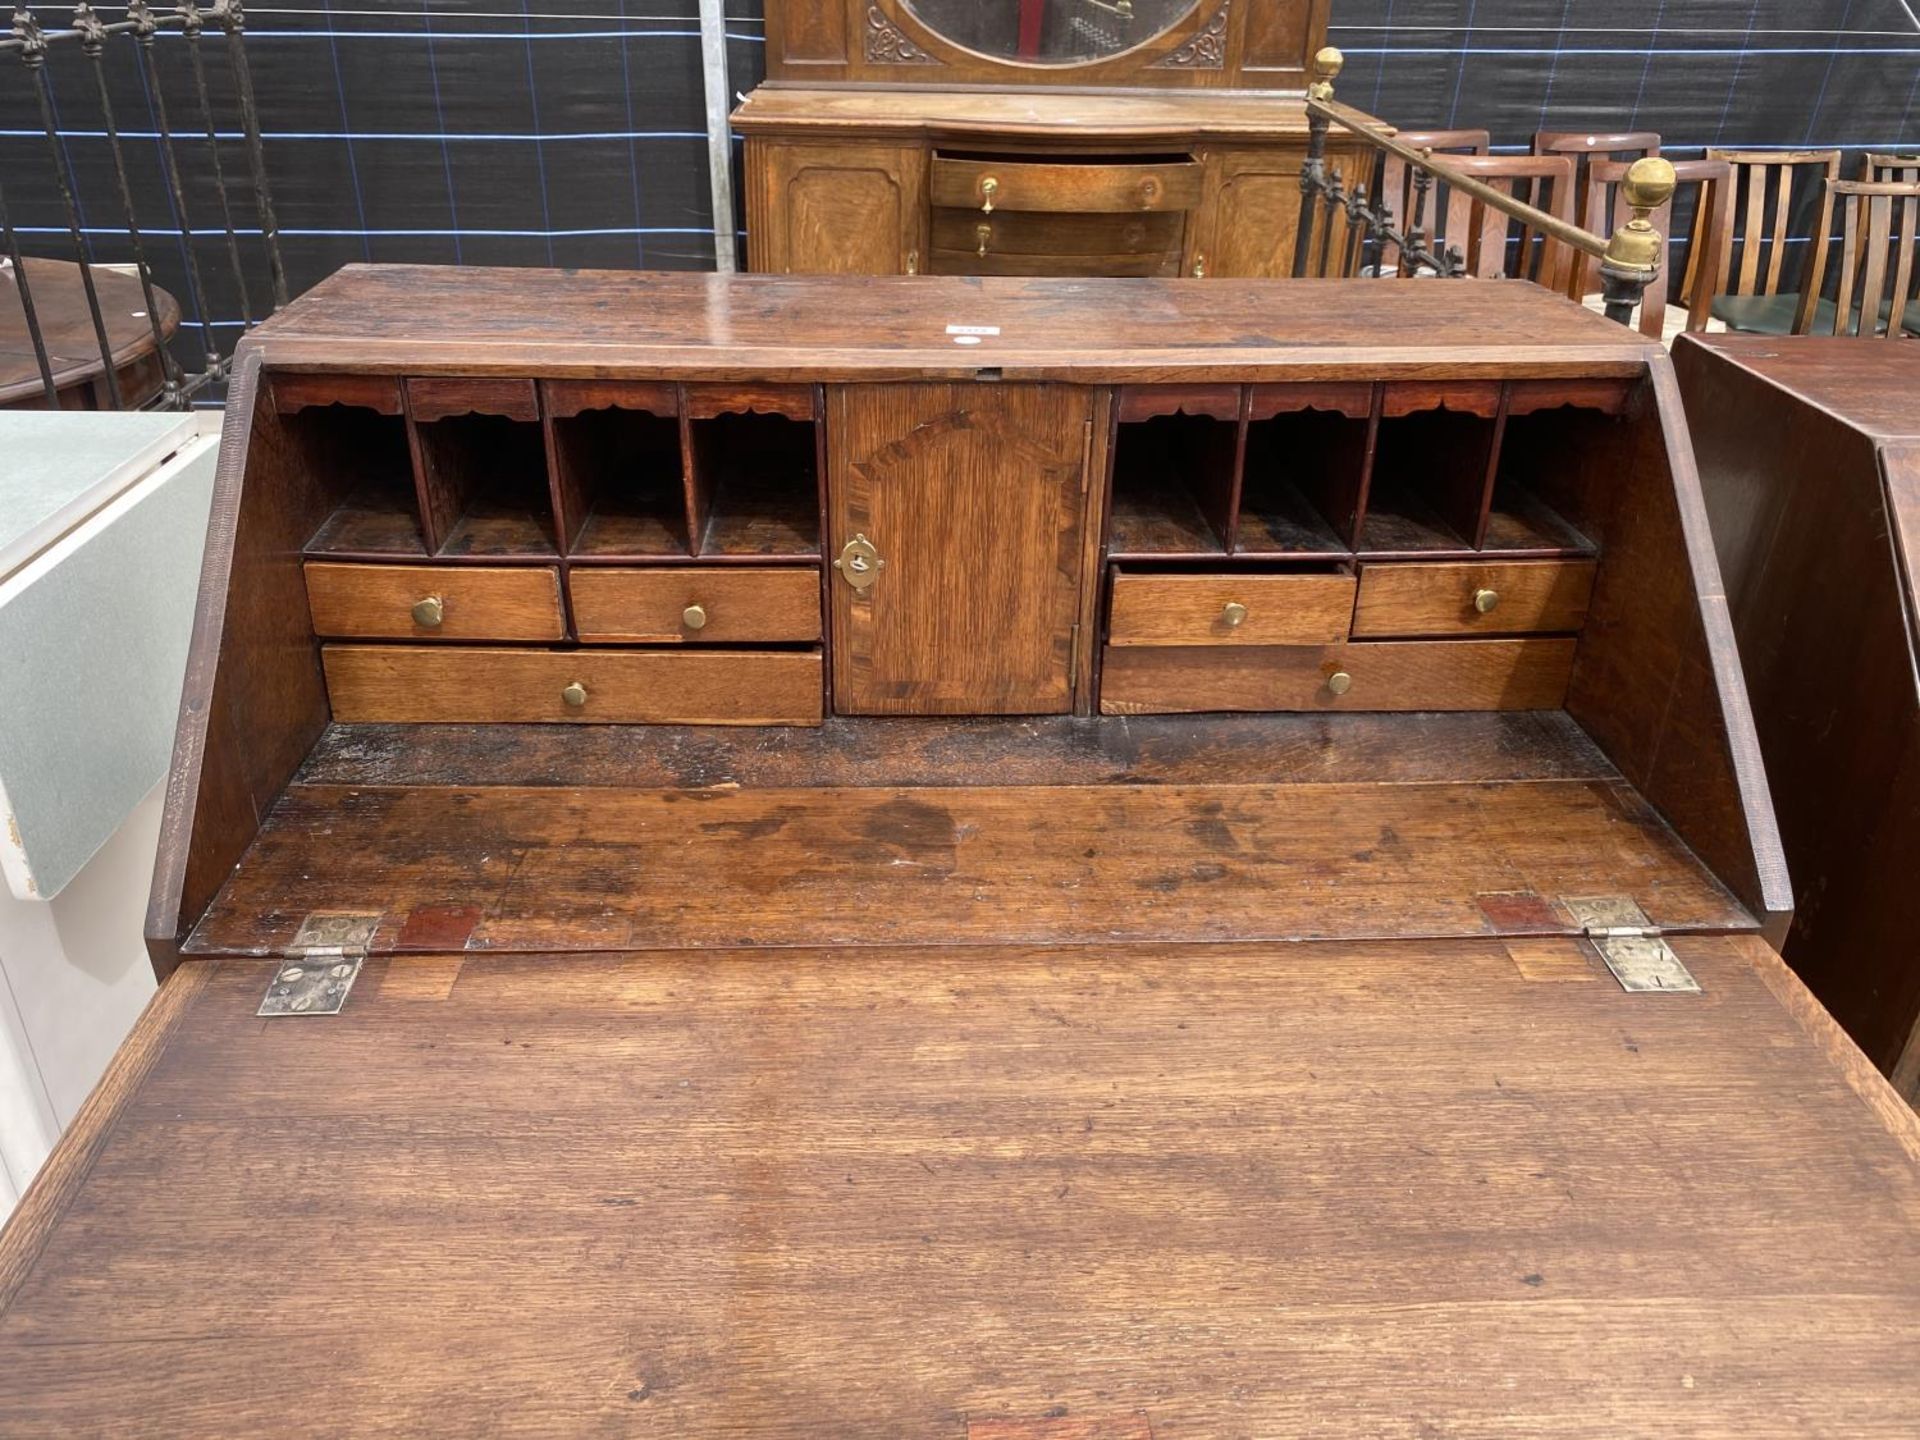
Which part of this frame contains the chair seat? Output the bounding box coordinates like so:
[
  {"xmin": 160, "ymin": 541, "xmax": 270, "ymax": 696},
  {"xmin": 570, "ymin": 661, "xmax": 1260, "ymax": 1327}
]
[
  {"xmin": 1712, "ymin": 290, "xmax": 1920, "ymax": 337},
  {"xmin": 1709, "ymin": 292, "xmax": 1831, "ymax": 334}
]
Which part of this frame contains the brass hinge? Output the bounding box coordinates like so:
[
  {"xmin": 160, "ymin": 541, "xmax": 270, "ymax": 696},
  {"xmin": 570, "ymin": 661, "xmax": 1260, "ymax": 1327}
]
[
  {"xmin": 1565, "ymin": 896, "xmax": 1700, "ymax": 994},
  {"xmin": 259, "ymin": 911, "xmax": 379, "ymax": 1016},
  {"xmin": 1068, "ymin": 622, "xmax": 1082, "ymax": 698},
  {"xmin": 1080, "ymin": 417, "xmax": 1094, "ymax": 495}
]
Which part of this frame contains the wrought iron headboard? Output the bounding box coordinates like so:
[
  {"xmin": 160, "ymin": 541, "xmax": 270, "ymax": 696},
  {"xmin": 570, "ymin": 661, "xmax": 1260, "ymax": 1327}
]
[{"xmin": 1, "ymin": 0, "xmax": 285, "ymax": 409}]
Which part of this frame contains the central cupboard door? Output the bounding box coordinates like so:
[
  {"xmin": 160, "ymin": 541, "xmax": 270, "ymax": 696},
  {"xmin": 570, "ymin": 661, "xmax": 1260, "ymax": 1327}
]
[{"xmin": 829, "ymin": 383, "xmax": 1093, "ymax": 714}]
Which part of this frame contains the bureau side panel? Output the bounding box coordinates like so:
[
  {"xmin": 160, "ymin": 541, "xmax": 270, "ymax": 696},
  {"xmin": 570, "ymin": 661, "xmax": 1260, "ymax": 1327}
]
[{"xmin": 145, "ymin": 350, "xmax": 336, "ymax": 979}]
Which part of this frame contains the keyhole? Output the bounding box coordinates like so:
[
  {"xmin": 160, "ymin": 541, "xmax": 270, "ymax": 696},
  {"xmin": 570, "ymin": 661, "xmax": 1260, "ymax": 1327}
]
[{"xmin": 847, "ymin": 554, "xmax": 870, "ymax": 574}]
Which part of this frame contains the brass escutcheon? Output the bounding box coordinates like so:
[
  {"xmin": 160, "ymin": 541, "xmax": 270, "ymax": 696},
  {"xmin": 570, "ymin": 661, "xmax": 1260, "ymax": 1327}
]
[{"xmin": 833, "ymin": 533, "xmax": 885, "ymax": 592}]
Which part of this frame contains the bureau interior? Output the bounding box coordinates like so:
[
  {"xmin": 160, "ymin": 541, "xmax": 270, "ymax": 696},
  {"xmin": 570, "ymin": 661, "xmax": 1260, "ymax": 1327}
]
[
  {"xmin": 279, "ymin": 370, "xmax": 1637, "ymax": 726},
  {"xmin": 152, "ymin": 280, "xmax": 1779, "ymax": 976}
]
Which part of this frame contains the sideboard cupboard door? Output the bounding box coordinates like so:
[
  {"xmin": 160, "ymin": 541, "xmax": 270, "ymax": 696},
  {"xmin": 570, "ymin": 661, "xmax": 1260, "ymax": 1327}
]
[
  {"xmin": 746, "ymin": 140, "xmax": 927, "ymax": 275},
  {"xmin": 828, "ymin": 383, "xmax": 1092, "ymax": 714}
]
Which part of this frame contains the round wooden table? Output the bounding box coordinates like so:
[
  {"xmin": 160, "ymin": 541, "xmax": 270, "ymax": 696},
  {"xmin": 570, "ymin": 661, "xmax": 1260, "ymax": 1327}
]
[{"xmin": 1, "ymin": 255, "xmax": 183, "ymax": 410}]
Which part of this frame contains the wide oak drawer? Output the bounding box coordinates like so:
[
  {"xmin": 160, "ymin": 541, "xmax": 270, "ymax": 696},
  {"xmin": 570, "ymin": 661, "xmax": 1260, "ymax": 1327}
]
[
  {"xmin": 571, "ymin": 567, "xmax": 821, "ymax": 644},
  {"xmin": 1100, "ymin": 638, "xmax": 1576, "ymax": 713},
  {"xmin": 1109, "ymin": 570, "xmax": 1355, "ymax": 646},
  {"xmin": 305, "ymin": 562, "xmax": 565, "ymax": 641},
  {"xmin": 1351, "ymin": 560, "xmax": 1597, "ymax": 638},
  {"xmin": 323, "ymin": 646, "xmax": 824, "ymax": 725},
  {"xmin": 933, "ymin": 208, "xmax": 1185, "ymax": 258},
  {"xmin": 930, "ymin": 156, "xmax": 1204, "ymax": 215}
]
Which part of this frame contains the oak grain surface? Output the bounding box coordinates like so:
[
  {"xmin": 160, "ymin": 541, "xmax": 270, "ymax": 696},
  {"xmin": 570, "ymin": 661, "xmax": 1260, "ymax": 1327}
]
[
  {"xmin": 4, "ymin": 936, "xmax": 1918, "ymax": 1437},
  {"xmin": 184, "ymin": 772, "xmax": 1744, "ymax": 955},
  {"xmin": 321, "ymin": 646, "xmax": 824, "ymax": 726}
]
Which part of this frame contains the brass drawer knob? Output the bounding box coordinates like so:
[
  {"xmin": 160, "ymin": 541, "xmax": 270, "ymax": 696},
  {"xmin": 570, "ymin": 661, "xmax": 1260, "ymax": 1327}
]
[
  {"xmin": 410, "ymin": 595, "xmax": 444, "ymax": 628},
  {"xmin": 1327, "ymin": 670, "xmax": 1353, "ymax": 696},
  {"xmin": 980, "ymin": 176, "xmax": 998, "ymax": 214},
  {"xmin": 1220, "ymin": 601, "xmax": 1248, "ymax": 628},
  {"xmin": 561, "ymin": 681, "xmax": 588, "ymax": 708},
  {"xmin": 682, "ymin": 603, "xmax": 708, "ymax": 630},
  {"xmin": 1472, "ymin": 587, "xmax": 1500, "ymax": 614}
]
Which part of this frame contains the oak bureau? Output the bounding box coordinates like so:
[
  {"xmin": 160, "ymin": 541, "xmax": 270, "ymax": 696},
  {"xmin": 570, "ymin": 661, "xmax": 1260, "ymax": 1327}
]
[{"xmin": 3, "ymin": 267, "xmax": 1919, "ymax": 1437}]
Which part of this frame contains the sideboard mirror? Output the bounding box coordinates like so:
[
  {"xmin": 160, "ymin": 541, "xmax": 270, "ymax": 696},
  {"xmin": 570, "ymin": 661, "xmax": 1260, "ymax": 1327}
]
[{"xmin": 762, "ymin": 0, "xmax": 1331, "ymax": 87}]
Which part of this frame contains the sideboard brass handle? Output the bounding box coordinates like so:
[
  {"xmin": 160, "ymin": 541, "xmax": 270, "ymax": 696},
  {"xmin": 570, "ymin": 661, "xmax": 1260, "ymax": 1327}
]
[
  {"xmin": 1191, "ymin": 252, "xmax": 1207, "ymax": 278},
  {"xmin": 682, "ymin": 603, "xmax": 708, "ymax": 631},
  {"xmin": 976, "ymin": 222, "xmax": 992, "ymax": 258},
  {"xmin": 410, "ymin": 595, "xmax": 444, "ymax": 628},
  {"xmin": 906, "ymin": 248, "xmax": 919, "ymax": 276},
  {"xmin": 1326, "ymin": 670, "xmax": 1353, "ymax": 696},
  {"xmin": 980, "ymin": 176, "xmax": 998, "ymax": 214},
  {"xmin": 1220, "ymin": 601, "xmax": 1248, "ymax": 628},
  {"xmin": 1473, "ymin": 587, "xmax": 1500, "ymax": 614},
  {"xmin": 561, "ymin": 681, "xmax": 588, "ymax": 708}
]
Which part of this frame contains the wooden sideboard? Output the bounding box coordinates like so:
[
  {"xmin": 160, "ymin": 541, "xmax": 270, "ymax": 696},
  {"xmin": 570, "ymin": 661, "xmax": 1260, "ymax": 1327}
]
[
  {"xmin": 1677, "ymin": 334, "xmax": 1920, "ymax": 1102},
  {"xmin": 735, "ymin": 0, "xmax": 1371, "ymax": 278},
  {"xmin": 5, "ymin": 269, "xmax": 1920, "ymax": 1435}
]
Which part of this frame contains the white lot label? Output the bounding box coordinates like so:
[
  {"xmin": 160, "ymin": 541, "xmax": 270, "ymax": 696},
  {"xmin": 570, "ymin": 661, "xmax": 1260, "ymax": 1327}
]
[{"xmin": 945, "ymin": 324, "xmax": 1001, "ymax": 336}]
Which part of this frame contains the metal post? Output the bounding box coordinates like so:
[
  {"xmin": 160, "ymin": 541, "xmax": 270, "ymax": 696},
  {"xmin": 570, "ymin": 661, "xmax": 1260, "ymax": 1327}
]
[
  {"xmin": 130, "ymin": 0, "xmax": 221, "ymax": 380},
  {"xmin": 13, "ymin": 3, "xmax": 122, "ymax": 407},
  {"xmin": 179, "ymin": 0, "xmax": 253, "ymax": 327},
  {"xmin": 213, "ymin": 0, "xmax": 286, "ymax": 306},
  {"xmin": 1598, "ymin": 158, "xmax": 1677, "ymax": 328},
  {"xmin": 1293, "ymin": 46, "xmax": 1342, "ymax": 280},
  {"xmin": 76, "ymin": 0, "xmax": 182, "ymax": 405},
  {"xmin": 697, "ymin": 0, "xmax": 737, "ymax": 272},
  {"xmin": 0, "ymin": 175, "xmax": 58, "ymax": 406}
]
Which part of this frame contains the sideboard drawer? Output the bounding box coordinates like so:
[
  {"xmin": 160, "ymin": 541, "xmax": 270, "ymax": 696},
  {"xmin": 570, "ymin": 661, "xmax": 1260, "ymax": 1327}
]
[
  {"xmin": 323, "ymin": 646, "xmax": 824, "ymax": 725},
  {"xmin": 1108, "ymin": 570, "xmax": 1355, "ymax": 646},
  {"xmin": 571, "ymin": 567, "xmax": 821, "ymax": 644},
  {"xmin": 1351, "ymin": 560, "xmax": 1597, "ymax": 638},
  {"xmin": 305, "ymin": 562, "xmax": 565, "ymax": 641},
  {"xmin": 930, "ymin": 156, "xmax": 1204, "ymax": 215},
  {"xmin": 1100, "ymin": 638, "xmax": 1576, "ymax": 713}
]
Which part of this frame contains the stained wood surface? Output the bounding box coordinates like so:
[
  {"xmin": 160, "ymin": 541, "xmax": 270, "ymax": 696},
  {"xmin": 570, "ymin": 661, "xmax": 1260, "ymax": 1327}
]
[
  {"xmin": 322, "ymin": 646, "xmax": 824, "ymax": 726},
  {"xmin": 1350, "ymin": 559, "xmax": 1597, "ymax": 638},
  {"xmin": 304, "ymin": 562, "xmax": 567, "ymax": 641},
  {"xmin": 1107, "ymin": 569, "xmax": 1355, "ymax": 646},
  {"xmin": 830, "ymin": 383, "xmax": 1089, "ymax": 714},
  {"xmin": 145, "ymin": 353, "xmax": 338, "ymax": 977},
  {"xmin": 929, "ymin": 157, "xmax": 1204, "ymax": 214},
  {"xmin": 731, "ymin": 86, "xmax": 1322, "ymax": 139},
  {"xmin": 185, "ymin": 768, "xmax": 1744, "ymax": 956},
  {"xmin": 253, "ymin": 269, "xmax": 1651, "ymax": 383},
  {"xmin": 1100, "ymin": 638, "xmax": 1576, "ymax": 713},
  {"xmin": 570, "ymin": 566, "xmax": 822, "ymax": 644},
  {"xmin": 294, "ymin": 711, "xmax": 1621, "ymax": 790},
  {"xmin": 6, "ymin": 934, "xmax": 1920, "ymax": 1436},
  {"xmin": 1678, "ymin": 337, "xmax": 1920, "ymax": 1094}
]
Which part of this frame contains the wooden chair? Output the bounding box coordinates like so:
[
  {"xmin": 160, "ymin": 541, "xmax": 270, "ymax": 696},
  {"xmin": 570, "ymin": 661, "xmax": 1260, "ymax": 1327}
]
[
  {"xmin": 1864, "ymin": 156, "xmax": 1920, "ymax": 333},
  {"xmin": 1807, "ymin": 179, "xmax": 1919, "ymax": 337},
  {"xmin": 1579, "ymin": 157, "xmax": 1731, "ymax": 338},
  {"xmin": 1703, "ymin": 149, "xmax": 1842, "ymax": 334},
  {"xmin": 1373, "ymin": 129, "xmax": 1489, "ymax": 274},
  {"xmin": 1429, "ymin": 154, "xmax": 1580, "ymax": 293},
  {"xmin": 1535, "ymin": 130, "xmax": 1661, "ymax": 292}
]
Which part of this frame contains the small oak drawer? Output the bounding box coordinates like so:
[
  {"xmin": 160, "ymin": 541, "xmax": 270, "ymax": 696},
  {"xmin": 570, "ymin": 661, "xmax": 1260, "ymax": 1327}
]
[
  {"xmin": 305, "ymin": 562, "xmax": 565, "ymax": 641},
  {"xmin": 1108, "ymin": 570, "xmax": 1355, "ymax": 647},
  {"xmin": 323, "ymin": 646, "xmax": 824, "ymax": 725},
  {"xmin": 570, "ymin": 567, "xmax": 821, "ymax": 644},
  {"xmin": 1100, "ymin": 638, "xmax": 1576, "ymax": 714},
  {"xmin": 1350, "ymin": 560, "xmax": 1598, "ymax": 638},
  {"xmin": 929, "ymin": 156, "xmax": 1204, "ymax": 215}
]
